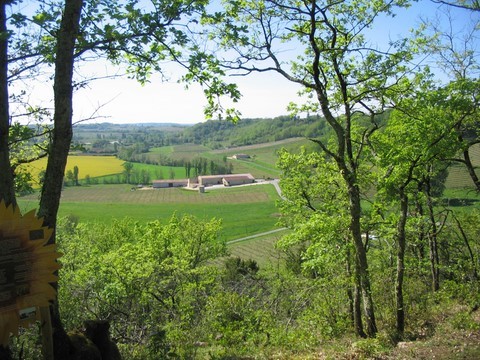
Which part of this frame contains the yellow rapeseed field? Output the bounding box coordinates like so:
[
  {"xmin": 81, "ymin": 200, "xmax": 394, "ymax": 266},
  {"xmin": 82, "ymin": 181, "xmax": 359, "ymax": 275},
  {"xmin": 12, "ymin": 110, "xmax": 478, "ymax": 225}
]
[{"xmin": 20, "ymin": 155, "xmax": 125, "ymax": 184}]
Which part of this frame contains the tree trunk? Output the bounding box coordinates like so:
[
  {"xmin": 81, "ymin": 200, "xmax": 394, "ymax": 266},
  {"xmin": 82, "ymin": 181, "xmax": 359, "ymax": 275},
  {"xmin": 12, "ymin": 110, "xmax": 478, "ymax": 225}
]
[
  {"xmin": 456, "ymin": 129, "xmax": 480, "ymax": 192},
  {"xmin": 396, "ymin": 188, "xmax": 408, "ymax": 338},
  {"xmin": 37, "ymin": 1, "xmax": 84, "ymax": 358},
  {"xmin": 353, "ymin": 266, "xmax": 367, "ymax": 338},
  {"xmin": 0, "ymin": 2, "xmax": 16, "ymax": 207},
  {"xmin": 453, "ymin": 214, "xmax": 478, "ymax": 281},
  {"xmin": 425, "ymin": 178, "xmax": 440, "ymax": 292},
  {"xmin": 462, "ymin": 147, "xmax": 480, "ymax": 192},
  {"xmin": 347, "ymin": 244, "xmax": 366, "ymax": 336},
  {"xmin": 414, "ymin": 187, "xmax": 426, "ymax": 260},
  {"xmin": 349, "ymin": 182, "xmax": 377, "ymax": 337},
  {"xmin": 39, "ymin": 0, "xmax": 83, "ymax": 226}
]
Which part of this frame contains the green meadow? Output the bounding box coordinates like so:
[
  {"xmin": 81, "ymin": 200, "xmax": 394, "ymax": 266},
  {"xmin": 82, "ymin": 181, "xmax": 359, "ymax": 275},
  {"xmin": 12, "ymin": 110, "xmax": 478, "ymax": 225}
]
[
  {"xmin": 18, "ymin": 184, "xmax": 282, "ymax": 242},
  {"xmin": 227, "ymin": 229, "xmax": 290, "ymax": 267}
]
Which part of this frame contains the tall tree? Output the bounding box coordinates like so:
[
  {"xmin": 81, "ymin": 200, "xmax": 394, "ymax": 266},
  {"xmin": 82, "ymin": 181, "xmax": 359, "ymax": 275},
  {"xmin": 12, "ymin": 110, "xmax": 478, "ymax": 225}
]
[
  {"xmin": 123, "ymin": 161, "xmax": 134, "ymax": 184},
  {"xmin": 38, "ymin": 0, "xmax": 83, "ymax": 229},
  {"xmin": 37, "ymin": 2, "xmax": 84, "ymax": 357},
  {"xmin": 276, "ymin": 148, "xmax": 359, "ymax": 333},
  {"xmin": 73, "ymin": 165, "xmax": 79, "ymax": 186},
  {"xmin": 372, "ymin": 74, "xmax": 461, "ymax": 336},
  {"xmin": 2, "ymin": 0, "xmax": 236, "ymax": 357},
  {"xmin": 206, "ymin": 0, "xmax": 415, "ymax": 337},
  {"xmin": 0, "ymin": 1, "xmax": 15, "ymax": 206}
]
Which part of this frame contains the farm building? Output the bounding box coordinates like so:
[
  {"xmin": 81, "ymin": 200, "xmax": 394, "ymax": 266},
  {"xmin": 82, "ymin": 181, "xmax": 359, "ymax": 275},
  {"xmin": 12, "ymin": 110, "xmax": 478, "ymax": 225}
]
[
  {"xmin": 232, "ymin": 154, "xmax": 251, "ymax": 159},
  {"xmin": 152, "ymin": 179, "xmax": 189, "ymax": 188},
  {"xmin": 198, "ymin": 173, "xmax": 255, "ymax": 187}
]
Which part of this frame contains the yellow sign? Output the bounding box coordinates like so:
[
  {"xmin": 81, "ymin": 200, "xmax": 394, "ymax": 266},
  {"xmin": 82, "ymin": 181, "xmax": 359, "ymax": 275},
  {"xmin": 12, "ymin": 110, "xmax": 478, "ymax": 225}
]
[{"xmin": 0, "ymin": 202, "xmax": 61, "ymax": 346}]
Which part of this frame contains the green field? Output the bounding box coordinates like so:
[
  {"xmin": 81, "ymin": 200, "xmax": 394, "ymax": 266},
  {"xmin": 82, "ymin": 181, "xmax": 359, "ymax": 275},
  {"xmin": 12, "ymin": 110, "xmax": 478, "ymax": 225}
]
[
  {"xmin": 445, "ymin": 144, "xmax": 480, "ymax": 189},
  {"xmin": 18, "ymin": 184, "xmax": 282, "ymax": 242},
  {"xmin": 149, "ymin": 138, "xmax": 313, "ymax": 179},
  {"xmin": 228, "ymin": 229, "xmax": 290, "ymax": 267},
  {"xmin": 101, "ymin": 138, "xmax": 313, "ymax": 182},
  {"xmin": 210, "ymin": 137, "xmax": 312, "ymax": 178}
]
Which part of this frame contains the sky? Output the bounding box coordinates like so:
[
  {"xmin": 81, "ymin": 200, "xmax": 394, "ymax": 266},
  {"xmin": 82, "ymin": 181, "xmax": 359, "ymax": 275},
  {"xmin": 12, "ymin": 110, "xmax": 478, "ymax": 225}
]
[
  {"xmin": 73, "ymin": 63, "xmax": 304, "ymax": 125},
  {"xmin": 13, "ymin": 0, "xmax": 478, "ymax": 125}
]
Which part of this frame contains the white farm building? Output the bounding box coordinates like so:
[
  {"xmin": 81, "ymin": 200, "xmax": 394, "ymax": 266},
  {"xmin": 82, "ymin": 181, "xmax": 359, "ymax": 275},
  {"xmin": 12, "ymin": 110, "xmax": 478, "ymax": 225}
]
[
  {"xmin": 152, "ymin": 179, "xmax": 189, "ymax": 188},
  {"xmin": 198, "ymin": 173, "xmax": 255, "ymax": 187},
  {"xmin": 232, "ymin": 154, "xmax": 251, "ymax": 159}
]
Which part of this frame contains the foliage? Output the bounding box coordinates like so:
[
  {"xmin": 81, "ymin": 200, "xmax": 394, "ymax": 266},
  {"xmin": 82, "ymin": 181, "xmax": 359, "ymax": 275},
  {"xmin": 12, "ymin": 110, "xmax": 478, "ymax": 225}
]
[
  {"xmin": 352, "ymin": 337, "xmax": 391, "ymax": 360},
  {"xmin": 53, "ymin": 214, "xmax": 356, "ymax": 357},
  {"xmin": 203, "ymin": 0, "xmax": 423, "ymax": 337},
  {"xmin": 182, "ymin": 115, "xmax": 329, "ymax": 148},
  {"xmin": 276, "ymin": 147, "xmax": 351, "ymax": 276},
  {"xmin": 57, "ymin": 214, "xmax": 227, "ymax": 358},
  {"xmin": 8, "ymin": 122, "xmax": 50, "ymax": 195}
]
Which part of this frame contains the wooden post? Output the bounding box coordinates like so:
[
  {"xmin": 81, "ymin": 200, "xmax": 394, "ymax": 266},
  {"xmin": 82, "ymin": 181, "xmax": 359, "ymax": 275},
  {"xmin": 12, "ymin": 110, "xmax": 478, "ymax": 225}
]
[{"xmin": 40, "ymin": 306, "xmax": 54, "ymax": 360}]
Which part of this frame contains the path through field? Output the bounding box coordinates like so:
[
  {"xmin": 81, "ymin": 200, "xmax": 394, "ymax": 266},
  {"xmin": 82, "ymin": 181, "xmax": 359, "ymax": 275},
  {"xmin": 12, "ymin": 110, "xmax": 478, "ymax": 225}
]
[{"xmin": 227, "ymin": 227, "xmax": 287, "ymax": 245}]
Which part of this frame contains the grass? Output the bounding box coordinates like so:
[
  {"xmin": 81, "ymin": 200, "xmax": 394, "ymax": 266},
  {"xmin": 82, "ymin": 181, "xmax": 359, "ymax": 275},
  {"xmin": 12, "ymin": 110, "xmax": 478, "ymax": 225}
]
[
  {"xmin": 131, "ymin": 139, "xmax": 310, "ymax": 180},
  {"xmin": 228, "ymin": 229, "xmax": 290, "ymax": 267},
  {"xmin": 210, "ymin": 138, "xmax": 310, "ymax": 178},
  {"xmin": 18, "ymin": 184, "xmax": 282, "ymax": 242},
  {"xmin": 151, "ymin": 143, "xmax": 211, "ymax": 161}
]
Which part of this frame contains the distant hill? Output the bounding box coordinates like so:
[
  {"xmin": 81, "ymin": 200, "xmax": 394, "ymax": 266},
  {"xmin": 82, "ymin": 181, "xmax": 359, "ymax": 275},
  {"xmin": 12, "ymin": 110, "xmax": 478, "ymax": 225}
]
[
  {"xmin": 72, "ymin": 112, "xmax": 395, "ymax": 153},
  {"xmin": 72, "ymin": 115, "xmax": 330, "ymax": 150},
  {"xmin": 180, "ymin": 115, "xmax": 329, "ymax": 148},
  {"xmin": 74, "ymin": 122, "xmax": 191, "ymax": 132}
]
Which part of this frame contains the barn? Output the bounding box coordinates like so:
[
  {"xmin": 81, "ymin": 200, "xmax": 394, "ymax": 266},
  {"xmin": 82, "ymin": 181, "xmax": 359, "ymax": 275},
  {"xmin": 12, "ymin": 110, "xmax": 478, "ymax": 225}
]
[
  {"xmin": 152, "ymin": 179, "xmax": 189, "ymax": 188},
  {"xmin": 232, "ymin": 154, "xmax": 251, "ymax": 160},
  {"xmin": 198, "ymin": 173, "xmax": 255, "ymax": 187}
]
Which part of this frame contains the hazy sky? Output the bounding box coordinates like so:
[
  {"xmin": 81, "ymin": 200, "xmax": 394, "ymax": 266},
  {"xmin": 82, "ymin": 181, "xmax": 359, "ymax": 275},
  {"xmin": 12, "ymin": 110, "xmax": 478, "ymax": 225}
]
[
  {"xmin": 73, "ymin": 62, "xmax": 304, "ymax": 125},
  {"xmin": 17, "ymin": 0, "xmax": 477, "ymax": 125}
]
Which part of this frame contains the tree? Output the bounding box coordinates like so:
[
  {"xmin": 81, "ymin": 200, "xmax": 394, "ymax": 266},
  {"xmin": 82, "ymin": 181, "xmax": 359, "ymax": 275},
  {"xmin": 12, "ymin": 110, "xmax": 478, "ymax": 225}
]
[
  {"xmin": 123, "ymin": 161, "xmax": 134, "ymax": 184},
  {"xmin": 1, "ymin": 0, "xmax": 238, "ymax": 356},
  {"xmin": 206, "ymin": 0, "xmax": 415, "ymax": 337},
  {"xmin": 372, "ymin": 118, "xmax": 428, "ymax": 336},
  {"xmin": 65, "ymin": 169, "xmax": 75, "ymax": 186},
  {"xmin": 57, "ymin": 215, "xmax": 226, "ymax": 358},
  {"xmin": 276, "ymin": 148, "xmax": 357, "ymax": 329},
  {"xmin": 432, "ymin": 0, "xmax": 480, "ymax": 11},
  {"xmin": 37, "ymin": 2, "xmax": 84, "ymax": 357},
  {"xmin": 0, "ymin": 2, "xmax": 15, "ymax": 207},
  {"xmin": 370, "ymin": 69, "xmax": 468, "ymax": 335},
  {"xmin": 0, "ymin": 1, "xmax": 83, "ymax": 358},
  {"xmin": 73, "ymin": 165, "xmax": 79, "ymax": 186},
  {"xmin": 423, "ymin": 10, "xmax": 480, "ymax": 191}
]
